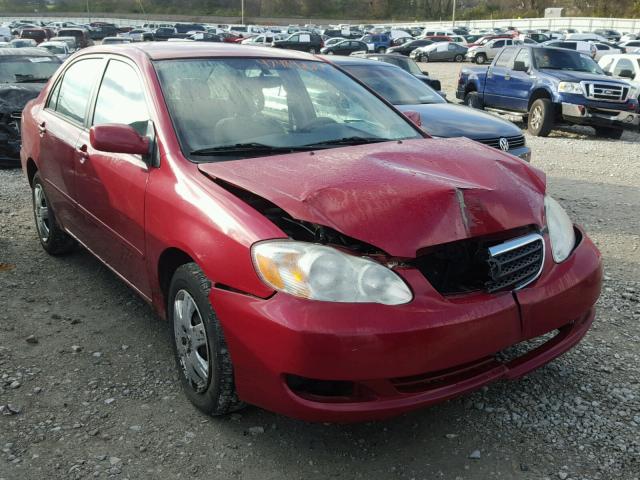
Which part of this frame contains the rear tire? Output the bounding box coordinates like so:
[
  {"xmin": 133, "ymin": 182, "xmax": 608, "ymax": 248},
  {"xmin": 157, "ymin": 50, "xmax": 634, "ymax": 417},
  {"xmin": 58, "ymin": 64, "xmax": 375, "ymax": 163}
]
[
  {"xmin": 475, "ymin": 53, "xmax": 487, "ymax": 64},
  {"xmin": 594, "ymin": 126, "xmax": 624, "ymax": 139},
  {"xmin": 169, "ymin": 263, "xmax": 245, "ymax": 416},
  {"xmin": 464, "ymin": 91, "xmax": 484, "ymax": 109},
  {"xmin": 527, "ymin": 98, "xmax": 554, "ymax": 137},
  {"xmin": 31, "ymin": 172, "xmax": 76, "ymax": 255},
  {"xmin": 454, "ymin": 54, "xmax": 463, "ymax": 62}
]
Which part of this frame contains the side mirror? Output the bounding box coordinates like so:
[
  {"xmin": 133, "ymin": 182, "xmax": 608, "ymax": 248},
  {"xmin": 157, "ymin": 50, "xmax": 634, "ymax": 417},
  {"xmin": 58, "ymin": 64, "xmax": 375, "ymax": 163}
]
[
  {"xmin": 605, "ymin": 71, "xmax": 613, "ymax": 76},
  {"xmin": 403, "ymin": 110, "xmax": 422, "ymax": 127},
  {"xmin": 618, "ymin": 69, "xmax": 635, "ymax": 79},
  {"xmin": 90, "ymin": 124, "xmax": 150, "ymax": 156},
  {"xmin": 513, "ymin": 60, "xmax": 528, "ymax": 72}
]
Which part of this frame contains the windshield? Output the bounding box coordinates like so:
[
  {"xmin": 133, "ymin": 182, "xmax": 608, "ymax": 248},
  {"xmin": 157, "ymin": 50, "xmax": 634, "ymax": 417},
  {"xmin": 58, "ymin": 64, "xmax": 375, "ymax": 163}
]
[
  {"xmin": 379, "ymin": 56, "xmax": 423, "ymax": 76},
  {"xmin": 534, "ymin": 48, "xmax": 604, "ymax": 74},
  {"xmin": 0, "ymin": 56, "xmax": 61, "ymax": 83},
  {"xmin": 155, "ymin": 58, "xmax": 422, "ymax": 161},
  {"xmin": 341, "ymin": 64, "xmax": 444, "ymax": 106}
]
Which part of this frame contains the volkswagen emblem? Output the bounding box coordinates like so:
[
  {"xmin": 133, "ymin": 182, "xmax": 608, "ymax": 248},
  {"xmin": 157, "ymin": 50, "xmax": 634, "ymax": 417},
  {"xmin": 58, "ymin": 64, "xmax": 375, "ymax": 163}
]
[{"xmin": 499, "ymin": 137, "xmax": 509, "ymax": 151}]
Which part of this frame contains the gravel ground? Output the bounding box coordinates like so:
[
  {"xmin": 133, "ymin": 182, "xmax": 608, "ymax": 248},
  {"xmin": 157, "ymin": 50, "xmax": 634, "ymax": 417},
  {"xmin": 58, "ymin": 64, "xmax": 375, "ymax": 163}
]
[{"xmin": 1, "ymin": 61, "xmax": 639, "ymax": 480}]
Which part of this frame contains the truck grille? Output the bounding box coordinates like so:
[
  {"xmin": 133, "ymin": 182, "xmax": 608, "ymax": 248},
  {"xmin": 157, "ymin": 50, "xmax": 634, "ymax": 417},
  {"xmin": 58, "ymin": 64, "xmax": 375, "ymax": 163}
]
[
  {"xmin": 583, "ymin": 82, "xmax": 629, "ymax": 102},
  {"xmin": 412, "ymin": 231, "xmax": 545, "ymax": 295},
  {"xmin": 476, "ymin": 134, "xmax": 525, "ymax": 151}
]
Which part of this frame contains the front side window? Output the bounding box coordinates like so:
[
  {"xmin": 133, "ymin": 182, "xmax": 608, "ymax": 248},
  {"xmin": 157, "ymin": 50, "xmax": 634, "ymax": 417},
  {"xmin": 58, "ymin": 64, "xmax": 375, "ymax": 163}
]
[
  {"xmin": 154, "ymin": 58, "xmax": 422, "ymax": 161},
  {"xmin": 613, "ymin": 59, "xmax": 635, "ymax": 76},
  {"xmin": 495, "ymin": 48, "xmax": 516, "ymax": 67},
  {"xmin": 514, "ymin": 48, "xmax": 531, "ymax": 70},
  {"xmin": 93, "ymin": 60, "xmax": 149, "ymax": 135},
  {"xmin": 53, "ymin": 58, "xmax": 103, "ymax": 124}
]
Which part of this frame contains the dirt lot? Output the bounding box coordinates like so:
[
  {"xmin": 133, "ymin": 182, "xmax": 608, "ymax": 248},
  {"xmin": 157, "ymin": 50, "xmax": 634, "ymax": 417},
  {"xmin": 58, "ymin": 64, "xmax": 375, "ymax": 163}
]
[{"xmin": 1, "ymin": 61, "xmax": 639, "ymax": 480}]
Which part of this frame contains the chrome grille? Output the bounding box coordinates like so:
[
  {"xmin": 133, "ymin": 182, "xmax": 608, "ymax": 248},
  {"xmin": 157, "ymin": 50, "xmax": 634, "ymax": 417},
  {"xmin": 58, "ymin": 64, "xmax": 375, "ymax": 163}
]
[
  {"xmin": 476, "ymin": 134, "xmax": 525, "ymax": 150},
  {"xmin": 485, "ymin": 233, "xmax": 544, "ymax": 293},
  {"xmin": 582, "ymin": 82, "xmax": 629, "ymax": 102}
]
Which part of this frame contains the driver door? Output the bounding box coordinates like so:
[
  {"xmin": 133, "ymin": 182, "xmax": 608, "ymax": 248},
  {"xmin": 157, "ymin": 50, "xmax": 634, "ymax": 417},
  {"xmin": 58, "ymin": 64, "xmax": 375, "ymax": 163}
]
[{"xmin": 74, "ymin": 57, "xmax": 153, "ymax": 297}]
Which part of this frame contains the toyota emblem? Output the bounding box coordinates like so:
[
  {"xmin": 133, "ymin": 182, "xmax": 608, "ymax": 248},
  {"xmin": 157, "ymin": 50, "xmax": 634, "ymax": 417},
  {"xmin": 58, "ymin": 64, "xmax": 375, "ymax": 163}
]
[{"xmin": 499, "ymin": 138, "xmax": 509, "ymax": 151}]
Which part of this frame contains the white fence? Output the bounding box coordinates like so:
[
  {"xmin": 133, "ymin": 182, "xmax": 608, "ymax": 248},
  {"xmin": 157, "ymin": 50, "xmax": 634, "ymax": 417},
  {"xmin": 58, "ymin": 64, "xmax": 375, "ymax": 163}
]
[{"xmin": 1, "ymin": 15, "xmax": 640, "ymax": 32}]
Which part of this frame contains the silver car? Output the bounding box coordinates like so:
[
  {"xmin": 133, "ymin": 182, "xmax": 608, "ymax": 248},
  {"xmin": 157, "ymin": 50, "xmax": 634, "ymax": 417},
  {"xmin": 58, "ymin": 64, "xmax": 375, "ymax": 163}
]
[
  {"xmin": 38, "ymin": 41, "xmax": 71, "ymax": 60},
  {"xmin": 466, "ymin": 38, "xmax": 521, "ymax": 64},
  {"xmin": 410, "ymin": 42, "xmax": 468, "ymax": 62}
]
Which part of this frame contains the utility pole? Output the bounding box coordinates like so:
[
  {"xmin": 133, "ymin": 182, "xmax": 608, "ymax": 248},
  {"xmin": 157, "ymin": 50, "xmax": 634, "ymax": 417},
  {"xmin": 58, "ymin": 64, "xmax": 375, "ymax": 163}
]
[
  {"xmin": 241, "ymin": 0, "xmax": 245, "ymax": 25},
  {"xmin": 452, "ymin": 0, "xmax": 456, "ymax": 27}
]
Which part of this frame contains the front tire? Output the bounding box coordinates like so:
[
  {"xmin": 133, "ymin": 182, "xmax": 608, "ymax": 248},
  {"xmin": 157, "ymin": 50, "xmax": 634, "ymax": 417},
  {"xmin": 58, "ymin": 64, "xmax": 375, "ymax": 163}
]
[
  {"xmin": 475, "ymin": 53, "xmax": 487, "ymax": 64},
  {"xmin": 454, "ymin": 54, "xmax": 463, "ymax": 62},
  {"xmin": 594, "ymin": 126, "xmax": 624, "ymax": 139},
  {"xmin": 464, "ymin": 91, "xmax": 484, "ymax": 109},
  {"xmin": 169, "ymin": 263, "xmax": 244, "ymax": 416},
  {"xmin": 527, "ymin": 98, "xmax": 554, "ymax": 137},
  {"xmin": 31, "ymin": 172, "xmax": 76, "ymax": 255}
]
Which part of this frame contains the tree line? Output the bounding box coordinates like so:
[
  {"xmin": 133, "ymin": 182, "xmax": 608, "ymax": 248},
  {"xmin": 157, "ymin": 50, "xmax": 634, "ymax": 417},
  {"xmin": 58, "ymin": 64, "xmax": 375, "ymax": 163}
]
[{"xmin": 2, "ymin": 0, "xmax": 640, "ymax": 20}]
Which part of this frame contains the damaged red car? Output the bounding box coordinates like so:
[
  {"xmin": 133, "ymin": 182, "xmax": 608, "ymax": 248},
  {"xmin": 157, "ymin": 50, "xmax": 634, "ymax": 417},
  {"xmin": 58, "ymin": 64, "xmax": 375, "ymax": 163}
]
[{"xmin": 20, "ymin": 43, "xmax": 602, "ymax": 422}]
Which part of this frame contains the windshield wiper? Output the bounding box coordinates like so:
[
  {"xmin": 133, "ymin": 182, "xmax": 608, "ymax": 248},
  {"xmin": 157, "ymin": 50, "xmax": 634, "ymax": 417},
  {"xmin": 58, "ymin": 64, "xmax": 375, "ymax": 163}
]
[
  {"xmin": 302, "ymin": 136, "xmax": 390, "ymax": 148},
  {"xmin": 190, "ymin": 142, "xmax": 314, "ymax": 156}
]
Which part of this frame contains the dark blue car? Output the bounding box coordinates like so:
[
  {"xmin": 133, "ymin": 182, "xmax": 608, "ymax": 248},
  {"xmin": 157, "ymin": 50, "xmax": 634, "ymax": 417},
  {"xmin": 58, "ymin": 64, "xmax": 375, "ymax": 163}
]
[{"xmin": 327, "ymin": 56, "xmax": 531, "ymax": 161}]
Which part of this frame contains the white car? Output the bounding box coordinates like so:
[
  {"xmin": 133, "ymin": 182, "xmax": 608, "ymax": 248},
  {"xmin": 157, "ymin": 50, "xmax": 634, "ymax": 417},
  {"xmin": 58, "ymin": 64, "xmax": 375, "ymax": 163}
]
[
  {"xmin": 38, "ymin": 41, "xmax": 71, "ymax": 60},
  {"xmin": 599, "ymin": 54, "xmax": 640, "ymax": 87},
  {"xmin": 565, "ymin": 33, "xmax": 608, "ymax": 42},
  {"xmin": 466, "ymin": 38, "xmax": 521, "ymax": 64},
  {"xmin": 544, "ymin": 40, "xmax": 597, "ymax": 59},
  {"xmin": 593, "ymin": 42, "xmax": 623, "ymax": 61},
  {"xmin": 619, "ymin": 40, "xmax": 640, "ymax": 52},
  {"xmin": 241, "ymin": 34, "xmax": 277, "ymax": 46}
]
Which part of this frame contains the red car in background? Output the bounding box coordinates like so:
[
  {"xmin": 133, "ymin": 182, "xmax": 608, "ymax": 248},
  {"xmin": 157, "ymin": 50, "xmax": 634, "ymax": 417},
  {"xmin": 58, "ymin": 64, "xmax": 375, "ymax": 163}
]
[{"xmin": 20, "ymin": 43, "xmax": 602, "ymax": 422}]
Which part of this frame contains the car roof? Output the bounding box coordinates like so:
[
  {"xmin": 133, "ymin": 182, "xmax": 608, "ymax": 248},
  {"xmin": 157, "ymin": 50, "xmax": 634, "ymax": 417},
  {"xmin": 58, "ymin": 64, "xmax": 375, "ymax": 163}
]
[
  {"xmin": 318, "ymin": 55, "xmax": 394, "ymax": 67},
  {"xmin": 0, "ymin": 47, "xmax": 55, "ymax": 57},
  {"xmin": 79, "ymin": 42, "xmax": 324, "ymax": 61}
]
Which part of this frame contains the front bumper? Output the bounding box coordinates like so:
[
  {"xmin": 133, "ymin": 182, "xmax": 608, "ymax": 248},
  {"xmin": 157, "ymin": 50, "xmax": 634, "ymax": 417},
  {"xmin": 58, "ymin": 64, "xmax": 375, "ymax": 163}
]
[
  {"xmin": 212, "ymin": 229, "xmax": 601, "ymax": 422},
  {"xmin": 561, "ymin": 102, "xmax": 640, "ymax": 129}
]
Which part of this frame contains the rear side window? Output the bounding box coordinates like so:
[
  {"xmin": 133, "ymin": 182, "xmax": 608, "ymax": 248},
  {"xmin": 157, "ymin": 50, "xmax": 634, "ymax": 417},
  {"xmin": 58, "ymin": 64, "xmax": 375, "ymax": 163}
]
[
  {"xmin": 93, "ymin": 60, "xmax": 149, "ymax": 135},
  {"xmin": 52, "ymin": 58, "xmax": 103, "ymax": 125}
]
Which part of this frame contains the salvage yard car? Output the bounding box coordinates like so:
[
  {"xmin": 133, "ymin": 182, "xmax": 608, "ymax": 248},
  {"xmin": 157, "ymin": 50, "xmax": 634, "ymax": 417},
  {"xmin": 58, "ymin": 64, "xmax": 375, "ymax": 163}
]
[
  {"xmin": 0, "ymin": 47, "xmax": 61, "ymax": 167},
  {"xmin": 458, "ymin": 46, "xmax": 639, "ymax": 138},
  {"xmin": 21, "ymin": 43, "xmax": 602, "ymax": 422}
]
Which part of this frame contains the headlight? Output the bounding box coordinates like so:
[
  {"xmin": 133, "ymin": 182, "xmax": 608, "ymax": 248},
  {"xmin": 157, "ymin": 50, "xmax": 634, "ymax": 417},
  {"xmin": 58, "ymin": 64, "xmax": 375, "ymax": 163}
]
[
  {"xmin": 558, "ymin": 82, "xmax": 584, "ymax": 94},
  {"xmin": 544, "ymin": 196, "xmax": 576, "ymax": 262},
  {"xmin": 251, "ymin": 241, "xmax": 413, "ymax": 305}
]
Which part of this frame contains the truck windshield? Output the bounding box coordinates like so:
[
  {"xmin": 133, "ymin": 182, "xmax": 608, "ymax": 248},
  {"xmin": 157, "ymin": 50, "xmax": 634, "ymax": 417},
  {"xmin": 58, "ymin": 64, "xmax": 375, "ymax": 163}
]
[{"xmin": 534, "ymin": 48, "xmax": 604, "ymax": 74}]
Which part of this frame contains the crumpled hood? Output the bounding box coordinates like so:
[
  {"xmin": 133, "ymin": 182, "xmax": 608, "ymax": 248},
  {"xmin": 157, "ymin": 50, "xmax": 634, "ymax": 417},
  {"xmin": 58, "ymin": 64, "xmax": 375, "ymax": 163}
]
[
  {"xmin": 396, "ymin": 104, "xmax": 522, "ymax": 139},
  {"xmin": 0, "ymin": 83, "xmax": 45, "ymax": 114},
  {"xmin": 198, "ymin": 138, "xmax": 546, "ymax": 257}
]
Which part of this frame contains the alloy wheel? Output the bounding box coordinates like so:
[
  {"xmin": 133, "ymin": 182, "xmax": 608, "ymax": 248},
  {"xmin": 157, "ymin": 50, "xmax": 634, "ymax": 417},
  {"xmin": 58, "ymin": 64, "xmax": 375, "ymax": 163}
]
[
  {"xmin": 33, "ymin": 184, "xmax": 50, "ymax": 242},
  {"xmin": 530, "ymin": 105, "xmax": 543, "ymax": 130},
  {"xmin": 173, "ymin": 289, "xmax": 210, "ymax": 393}
]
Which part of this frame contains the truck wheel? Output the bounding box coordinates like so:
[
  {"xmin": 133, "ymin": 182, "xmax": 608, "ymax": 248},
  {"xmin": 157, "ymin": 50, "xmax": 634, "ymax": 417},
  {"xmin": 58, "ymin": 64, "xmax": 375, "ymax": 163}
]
[
  {"xmin": 464, "ymin": 92, "xmax": 483, "ymax": 109},
  {"xmin": 594, "ymin": 127, "xmax": 624, "ymax": 139},
  {"xmin": 475, "ymin": 53, "xmax": 487, "ymax": 64},
  {"xmin": 31, "ymin": 172, "xmax": 76, "ymax": 255},
  {"xmin": 454, "ymin": 54, "xmax": 464, "ymax": 62},
  {"xmin": 169, "ymin": 263, "xmax": 245, "ymax": 416},
  {"xmin": 527, "ymin": 98, "xmax": 554, "ymax": 137}
]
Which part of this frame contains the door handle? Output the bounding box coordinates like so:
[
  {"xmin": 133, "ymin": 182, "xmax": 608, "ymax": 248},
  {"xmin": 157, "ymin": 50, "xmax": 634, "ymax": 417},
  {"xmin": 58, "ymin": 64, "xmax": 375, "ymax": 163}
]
[
  {"xmin": 38, "ymin": 121, "xmax": 46, "ymax": 135},
  {"xmin": 77, "ymin": 144, "xmax": 89, "ymax": 163}
]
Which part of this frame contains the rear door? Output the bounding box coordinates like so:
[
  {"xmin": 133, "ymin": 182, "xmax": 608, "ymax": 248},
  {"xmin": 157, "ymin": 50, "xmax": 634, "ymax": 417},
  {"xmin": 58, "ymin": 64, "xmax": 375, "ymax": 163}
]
[
  {"xmin": 36, "ymin": 57, "xmax": 104, "ymax": 233},
  {"xmin": 74, "ymin": 58, "xmax": 153, "ymax": 297}
]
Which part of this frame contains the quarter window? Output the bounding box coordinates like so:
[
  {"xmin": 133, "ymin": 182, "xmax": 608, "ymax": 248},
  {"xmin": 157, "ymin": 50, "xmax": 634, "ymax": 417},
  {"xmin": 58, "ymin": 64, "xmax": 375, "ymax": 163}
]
[
  {"xmin": 93, "ymin": 60, "xmax": 149, "ymax": 135},
  {"xmin": 55, "ymin": 58, "xmax": 103, "ymax": 124}
]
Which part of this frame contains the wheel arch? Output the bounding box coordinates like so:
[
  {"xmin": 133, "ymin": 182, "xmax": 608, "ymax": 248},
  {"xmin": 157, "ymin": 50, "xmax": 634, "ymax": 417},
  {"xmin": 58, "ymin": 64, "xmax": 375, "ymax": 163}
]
[
  {"xmin": 157, "ymin": 247, "xmax": 196, "ymax": 311},
  {"xmin": 26, "ymin": 158, "xmax": 38, "ymax": 187},
  {"xmin": 528, "ymin": 88, "xmax": 553, "ymax": 110}
]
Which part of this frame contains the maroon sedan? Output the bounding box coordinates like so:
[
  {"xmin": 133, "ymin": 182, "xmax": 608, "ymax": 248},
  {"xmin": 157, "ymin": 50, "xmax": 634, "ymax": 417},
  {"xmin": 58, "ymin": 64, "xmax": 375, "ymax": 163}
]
[{"xmin": 20, "ymin": 43, "xmax": 602, "ymax": 422}]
